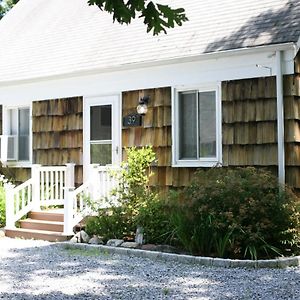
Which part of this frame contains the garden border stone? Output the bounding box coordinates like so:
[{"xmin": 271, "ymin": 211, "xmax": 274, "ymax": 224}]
[{"xmin": 57, "ymin": 241, "xmax": 300, "ymax": 269}]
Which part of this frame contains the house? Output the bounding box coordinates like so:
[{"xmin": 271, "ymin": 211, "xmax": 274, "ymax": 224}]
[{"xmin": 0, "ymin": 0, "xmax": 300, "ymax": 240}]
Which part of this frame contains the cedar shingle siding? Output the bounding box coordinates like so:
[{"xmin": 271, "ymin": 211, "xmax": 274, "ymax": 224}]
[
  {"xmin": 122, "ymin": 87, "xmax": 196, "ymax": 190},
  {"xmin": 32, "ymin": 97, "xmax": 83, "ymax": 185},
  {"xmin": 222, "ymin": 71, "xmax": 300, "ymax": 191}
]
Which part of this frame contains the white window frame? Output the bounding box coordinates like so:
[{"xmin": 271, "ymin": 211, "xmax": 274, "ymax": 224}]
[
  {"xmin": 172, "ymin": 84, "xmax": 222, "ymax": 167},
  {"xmin": 2, "ymin": 104, "xmax": 32, "ymax": 166}
]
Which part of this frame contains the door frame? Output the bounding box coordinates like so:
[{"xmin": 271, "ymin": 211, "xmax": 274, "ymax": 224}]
[{"xmin": 83, "ymin": 94, "xmax": 122, "ymax": 181}]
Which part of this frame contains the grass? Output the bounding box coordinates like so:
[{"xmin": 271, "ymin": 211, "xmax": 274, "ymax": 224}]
[{"xmin": 162, "ymin": 287, "xmax": 170, "ymax": 296}]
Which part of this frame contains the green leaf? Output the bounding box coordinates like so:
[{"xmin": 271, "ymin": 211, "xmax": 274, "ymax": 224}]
[{"xmin": 88, "ymin": 0, "xmax": 188, "ymax": 35}]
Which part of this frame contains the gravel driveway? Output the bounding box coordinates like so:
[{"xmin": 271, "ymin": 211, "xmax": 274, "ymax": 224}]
[{"xmin": 0, "ymin": 237, "xmax": 300, "ymax": 300}]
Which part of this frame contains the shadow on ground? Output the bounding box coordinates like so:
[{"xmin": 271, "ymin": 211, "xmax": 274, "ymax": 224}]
[{"xmin": 0, "ymin": 241, "xmax": 299, "ymax": 299}]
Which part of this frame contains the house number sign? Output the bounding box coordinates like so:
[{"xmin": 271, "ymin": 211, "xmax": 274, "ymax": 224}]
[{"xmin": 123, "ymin": 113, "xmax": 142, "ymax": 127}]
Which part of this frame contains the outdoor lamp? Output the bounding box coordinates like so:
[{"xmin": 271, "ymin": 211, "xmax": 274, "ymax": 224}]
[{"xmin": 137, "ymin": 96, "xmax": 149, "ymax": 115}]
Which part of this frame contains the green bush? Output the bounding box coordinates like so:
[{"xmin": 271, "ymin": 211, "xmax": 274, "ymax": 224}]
[
  {"xmin": 134, "ymin": 194, "xmax": 173, "ymax": 244},
  {"xmin": 0, "ymin": 177, "xmax": 6, "ymax": 227},
  {"xmin": 85, "ymin": 206, "xmax": 134, "ymax": 242},
  {"xmin": 170, "ymin": 167, "xmax": 300, "ymax": 259},
  {"xmin": 87, "ymin": 146, "xmax": 159, "ymax": 242}
]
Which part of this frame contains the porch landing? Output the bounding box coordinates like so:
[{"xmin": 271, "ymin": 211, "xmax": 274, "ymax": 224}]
[{"xmin": 4, "ymin": 164, "xmax": 117, "ymax": 242}]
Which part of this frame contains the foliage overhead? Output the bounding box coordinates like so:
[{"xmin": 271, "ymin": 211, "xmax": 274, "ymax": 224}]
[
  {"xmin": 88, "ymin": 0, "xmax": 188, "ymax": 35},
  {"xmin": 0, "ymin": 0, "xmax": 187, "ymax": 35},
  {"xmin": 0, "ymin": 0, "xmax": 18, "ymax": 19}
]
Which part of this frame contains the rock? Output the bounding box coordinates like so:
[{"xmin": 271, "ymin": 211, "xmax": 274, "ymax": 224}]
[
  {"xmin": 80, "ymin": 230, "xmax": 90, "ymax": 243},
  {"xmin": 120, "ymin": 242, "xmax": 140, "ymax": 249},
  {"xmin": 141, "ymin": 244, "xmax": 158, "ymax": 251},
  {"xmin": 140, "ymin": 244, "xmax": 179, "ymax": 253},
  {"xmin": 70, "ymin": 232, "xmax": 81, "ymax": 243},
  {"xmin": 106, "ymin": 239, "xmax": 124, "ymax": 247},
  {"xmin": 135, "ymin": 227, "xmax": 144, "ymax": 244},
  {"xmin": 155, "ymin": 245, "xmax": 178, "ymax": 254},
  {"xmin": 88, "ymin": 235, "xmax": 104, "ymax": 245}
]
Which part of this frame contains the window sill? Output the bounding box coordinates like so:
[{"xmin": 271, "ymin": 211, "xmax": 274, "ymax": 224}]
[
  {"xmin": 1, "ymin": 161, "xmax": 32, "ymax": 168},
  {"xmin": 172, "ymin": 160, "xmax": 221, "ymax": 168}
]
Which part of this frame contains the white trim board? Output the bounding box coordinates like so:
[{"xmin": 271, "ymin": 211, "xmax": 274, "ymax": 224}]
[{"xmin": 0, "ymin": 48, "xmax": 295, "ymax": 105}]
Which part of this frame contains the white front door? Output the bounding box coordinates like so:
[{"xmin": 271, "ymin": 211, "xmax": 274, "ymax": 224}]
[{"xmin": 83, "ymin": 95, "xmax": 121, "ymax": 180}]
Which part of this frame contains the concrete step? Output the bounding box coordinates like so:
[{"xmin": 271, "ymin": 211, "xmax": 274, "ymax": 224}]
[
  {"xmin": 5, "ymin": 228, "xmax": 70, "ymax": 242},
  {"xmin": 29, "ymin": 211, "xmax": 64, "ymax": 222},
  {"xmin": 20, "ymin": 219, "xmax": 64, "ymax": 232}
]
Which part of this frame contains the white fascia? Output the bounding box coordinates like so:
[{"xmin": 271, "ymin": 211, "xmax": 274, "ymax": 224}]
[{"xmin": 0, "ymin": 43, "xmax": 296, "ymax": 88}]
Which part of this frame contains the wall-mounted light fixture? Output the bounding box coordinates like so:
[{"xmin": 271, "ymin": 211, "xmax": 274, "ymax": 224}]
[{"xmin": 137, "ymin": 96, "xmax": 149, "ymax": 115}]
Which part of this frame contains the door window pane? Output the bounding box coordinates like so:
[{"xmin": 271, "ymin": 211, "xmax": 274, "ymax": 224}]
[
  {"xmin": 90, "ymin": 104, "xmax": 113, "ymax": 165},
  {"xmin": 178, "ymin": 92, "xmax": 197, "ymax": 159},
  {"xmin": 90, "ymin": 105, "xmax": 112, "ymax": 141},
  {"xmin": 199, "ymin": 92, "xmax": 216, "ymax": 157},
  {"xmin": 90, "ymin": 143, "xmax": 112, "ymax": 165}
]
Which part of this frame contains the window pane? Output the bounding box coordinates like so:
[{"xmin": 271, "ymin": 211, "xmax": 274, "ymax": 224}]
[
  {"xmin": 199, "ymin": 91, "xmax": 216, "ymax": 157},
  {"xmin": 91, "ymin": 143, "xmax": 112, "ymax": 165},
  {"xmin": 90, "ymin": 105, "xmax": 112, "ymax": 141},
  {"xmin": 9, "ymin": 109, "xmax": 18, "ymax": 135},
  {"xmin": 18, "ymin": 108, "xmax": 30, "ymax": 161},
  {"xmin": 178, "ymin": 92, "xmax": 197, "ymax": 159}
]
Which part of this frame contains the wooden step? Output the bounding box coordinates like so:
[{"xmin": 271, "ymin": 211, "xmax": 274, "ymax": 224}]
[
  {"xmin": 29, "ymin": 211, "xmax": 64, "ymax": 222},
  {"xmin": 20, "ymin": 219, "xmax": 64, "ymax": 232},
  {"xmin": 5, "ymin": 228, "xmax": 71, "ymax": 242}
]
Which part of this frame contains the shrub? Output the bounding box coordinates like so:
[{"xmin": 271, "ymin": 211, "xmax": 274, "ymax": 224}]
[
  {"xmin": 87, "ymin": 146, "xmax": 158, "ymax": 241},
  {"xmin": 0, "ymin": 177, "xmax": 6, "ymax": 227},
  {"xmin": 85, "ymin": 206, "xmax": 134, "ymax": 242},
  {"xmin": 134, "ymin": 194, "xmax": 173, "ymax": 244},
  {"xmin": 170, "ymin": 167, "xmax": 300, "ymax": 259}
]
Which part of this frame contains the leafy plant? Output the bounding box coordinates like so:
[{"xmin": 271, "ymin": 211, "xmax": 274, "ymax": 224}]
[
  {"xmin": 87, "ymin": 146, "xmax": 158, "ymax": 241},
  {"xmin": 0, "ymin": 175, "xmax": 6, "ymax": 227},
  {"xmin": 135, "ymin": 194, "xmax": 173, "ymax": 244},
  {"xmin": 170, "ymin": 167, "xmax": 300, "ymax": 259}
]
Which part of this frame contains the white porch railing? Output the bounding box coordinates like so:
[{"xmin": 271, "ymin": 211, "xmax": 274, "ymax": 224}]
[
  {"xmin": 62, "ymin": 165, "xmax": 120, "ymax": 235},
  {"xmin": 5, "ymin": 163, "xmax": 75, "ymax": 231},
  {"xmin": 89, "ymin": 165, "xmax": 120, "ymax": 203},
  {"xmin": 5, "ymin": 163, "xmax": 120, "ymax": 236},
  {"xmin": 5, "ymin": 178, "xmax": 34, "ymax": 229},
  {"xmin": 32, "ymin": 164, "xmax": 75, "ymax": 207},
  {"xmin": 63, "ymin": 182, "xmax": 90, "ymax": 235}
]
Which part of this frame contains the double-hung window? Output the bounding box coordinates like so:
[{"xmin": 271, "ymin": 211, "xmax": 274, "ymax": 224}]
[
  {"xmin": 0, "ymin": 106, "xmax": 31, "ymax": 163},
  {"xmin": 173, "ymin": 86, "xmax": 221, "ymax": 167}
]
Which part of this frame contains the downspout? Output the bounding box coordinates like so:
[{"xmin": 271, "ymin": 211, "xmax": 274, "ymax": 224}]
[{"xmin": 276, "ymin": 50, "xmax": 285, "ymax": 185}]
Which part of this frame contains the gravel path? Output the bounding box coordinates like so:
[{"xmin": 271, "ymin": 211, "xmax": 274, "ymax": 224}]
[{"xmin": 0, "ymin": 238, "xmax": 300, "ymax": 300}]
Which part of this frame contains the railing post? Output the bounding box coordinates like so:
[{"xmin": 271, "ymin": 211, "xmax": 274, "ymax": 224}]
[
  {"xmin": 31, "ymin": 164, "xmax": 41, "ymax": 211},
  {"xmin": 89, "ymin": 164, "xmax": 100, "ymax": 201},
  {"xmin": 5, "ymin": 182, "xmax": 16, "ymax": 229},
  {"xmin": 0, "ymin": 135, "xmax": 8, "ymax": 162},
  {"xmin": 65, "ymin": 163, "xmax": 75, "ymax": 188},
  {"xmin": 63, "ymin": 186, "xmax": 75, "ymax": 236}
]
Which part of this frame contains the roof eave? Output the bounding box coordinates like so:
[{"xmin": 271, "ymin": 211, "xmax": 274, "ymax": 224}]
[{"xmin": 0, "ymin": 42, "xmax": 297, "ymax": 87}]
